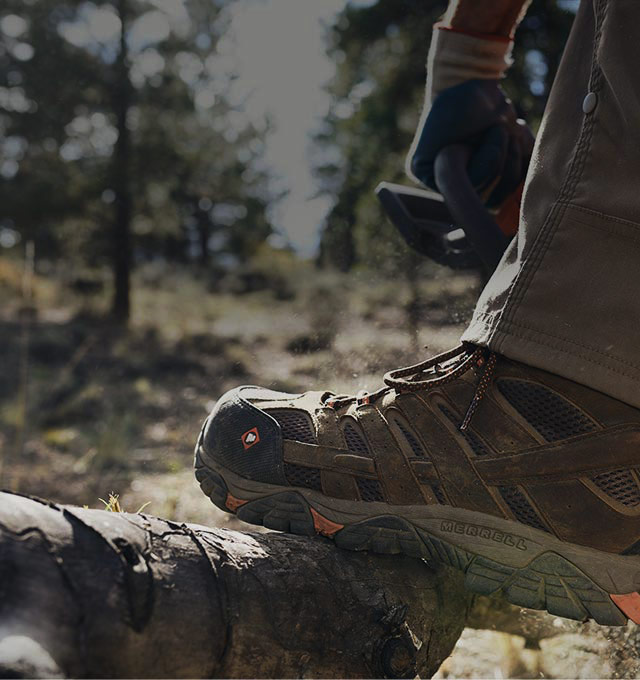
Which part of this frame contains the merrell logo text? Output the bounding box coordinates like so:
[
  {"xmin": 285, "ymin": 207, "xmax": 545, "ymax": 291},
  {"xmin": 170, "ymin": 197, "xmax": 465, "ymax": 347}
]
[{"xmin": 440, "ymin": 521, "xmax": 527, "ymax": 551}]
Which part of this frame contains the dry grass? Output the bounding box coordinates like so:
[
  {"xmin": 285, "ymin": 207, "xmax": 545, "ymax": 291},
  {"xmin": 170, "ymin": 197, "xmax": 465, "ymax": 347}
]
[
  {"xmin": 2, "ymin": 255, "xmax": 635, "ymax": 678},
  {"xmin": 99, "ymin": 492, "xmax": 150, "ymax": 514},
  {"xmin": 1, "ymin": 256, "xmax": 477, "ymax": 510},
  {"xmin": 99, "ymin": 492, "xmax": 124, "ymax": 513}
]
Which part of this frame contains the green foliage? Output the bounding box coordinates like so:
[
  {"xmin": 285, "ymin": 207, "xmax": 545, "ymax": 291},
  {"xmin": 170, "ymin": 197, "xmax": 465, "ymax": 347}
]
[
  {"xmin": 315, "ymin": 0, "xmax": 574, "ymax": 273},
  {"xmin": 0, "ymin": 1, "xmax": 274, "ymax": 279}
]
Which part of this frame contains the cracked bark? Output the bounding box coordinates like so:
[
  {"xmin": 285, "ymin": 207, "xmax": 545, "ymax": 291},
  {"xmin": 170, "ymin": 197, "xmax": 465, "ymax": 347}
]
[{"xmin": 0, "ymin": 491, "xmax": 473, "ymax": 679}]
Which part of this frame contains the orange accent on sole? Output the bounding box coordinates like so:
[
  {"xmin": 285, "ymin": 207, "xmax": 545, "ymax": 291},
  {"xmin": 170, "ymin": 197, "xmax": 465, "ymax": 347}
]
[
  {"xmin": 310, "ymin": 507, "xmax": 344, "ymax": 537},
  {"xmin": 225, "ymin": 493, "xmax": 248, "ymax": 513},
  {"xmin": 611, "ymin": 592, "xmax": 640, "ymax": 624}
]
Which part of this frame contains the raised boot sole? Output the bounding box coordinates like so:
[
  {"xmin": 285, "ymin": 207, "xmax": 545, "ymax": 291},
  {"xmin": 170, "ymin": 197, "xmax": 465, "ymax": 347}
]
[{"xmin": 195, "ymin": 446, "xmax": 640, "ymax": 626}]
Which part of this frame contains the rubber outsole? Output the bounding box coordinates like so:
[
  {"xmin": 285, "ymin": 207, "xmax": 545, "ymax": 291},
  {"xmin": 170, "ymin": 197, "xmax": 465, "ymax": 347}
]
[{"xmin": 195, "ymin": 450, "xmax": 637, "ymax": 627}]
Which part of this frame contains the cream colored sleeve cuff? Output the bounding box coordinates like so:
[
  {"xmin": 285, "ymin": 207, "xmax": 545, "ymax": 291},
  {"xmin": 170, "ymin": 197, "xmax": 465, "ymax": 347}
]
[{"xmin": 425, "ymin": 27, "xmax": 514, "ymax": 106}]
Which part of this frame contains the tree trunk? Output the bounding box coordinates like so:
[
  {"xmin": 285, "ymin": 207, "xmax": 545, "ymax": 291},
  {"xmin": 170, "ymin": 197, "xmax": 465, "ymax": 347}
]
[
  {"xmin": 0, "ymin": 491, "xmax": 473, "ymax": 679},
  {"xmin": 111, "ymin": 0, "xmax": 132, "ymax": 323},
  {"xmin": 197, "ymin": 208, "xmax": 210, "ymax": 267}
]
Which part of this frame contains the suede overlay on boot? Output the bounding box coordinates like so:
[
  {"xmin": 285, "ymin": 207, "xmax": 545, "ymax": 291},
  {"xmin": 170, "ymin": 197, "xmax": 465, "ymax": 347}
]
[{"xmin": 194, "ymin": 344, "xmax": 640, "ymax": 626}]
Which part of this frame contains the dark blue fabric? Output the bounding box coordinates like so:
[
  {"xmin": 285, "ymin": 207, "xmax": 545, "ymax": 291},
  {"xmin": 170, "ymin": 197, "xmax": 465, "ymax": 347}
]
[{"xmin": 410, "ymin": 79, "xmax": 533, "ymax": 207}]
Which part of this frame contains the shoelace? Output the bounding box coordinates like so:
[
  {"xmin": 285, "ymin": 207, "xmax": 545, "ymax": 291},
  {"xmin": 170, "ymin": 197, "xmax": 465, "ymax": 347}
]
[{"xmin": 325, "ymin": 343, "xmax": 498, "ymax": 432}]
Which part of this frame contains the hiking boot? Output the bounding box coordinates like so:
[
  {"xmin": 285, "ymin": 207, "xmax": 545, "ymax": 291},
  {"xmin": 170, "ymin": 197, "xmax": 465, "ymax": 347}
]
[{"xmin": 194, "ymin": 344, "xmax": 640, "ymax": 625}]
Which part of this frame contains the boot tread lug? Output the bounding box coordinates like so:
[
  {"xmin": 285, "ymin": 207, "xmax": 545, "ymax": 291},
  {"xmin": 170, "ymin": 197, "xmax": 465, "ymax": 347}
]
[{"xmin": 199, "ymin": 462, "xmax": 632, "ymax": 626}]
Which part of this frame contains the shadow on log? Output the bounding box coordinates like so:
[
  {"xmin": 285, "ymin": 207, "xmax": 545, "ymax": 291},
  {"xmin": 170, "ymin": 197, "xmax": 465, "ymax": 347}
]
[{"xmin": 0, "ymin": 491, "xmax": 473, "ymax": 678}]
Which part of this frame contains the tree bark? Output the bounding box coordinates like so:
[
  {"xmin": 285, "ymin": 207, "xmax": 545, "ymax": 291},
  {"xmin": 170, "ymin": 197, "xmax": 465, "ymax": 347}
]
[{"xmin": 0, "ymin": 491, "xmax": 473, "ymax": 679}]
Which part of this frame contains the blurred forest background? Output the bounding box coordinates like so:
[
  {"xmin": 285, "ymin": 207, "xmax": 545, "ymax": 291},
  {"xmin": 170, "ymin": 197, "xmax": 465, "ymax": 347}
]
[{"xmin": 5, "ymin": 1, "xmax": 634, "ymax": 676}]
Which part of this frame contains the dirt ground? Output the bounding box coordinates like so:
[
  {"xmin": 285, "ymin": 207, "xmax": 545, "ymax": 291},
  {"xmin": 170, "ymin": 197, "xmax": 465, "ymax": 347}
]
[{"xmin": 2, "ymin": 255, "xmax": 638, "ymax": 678}]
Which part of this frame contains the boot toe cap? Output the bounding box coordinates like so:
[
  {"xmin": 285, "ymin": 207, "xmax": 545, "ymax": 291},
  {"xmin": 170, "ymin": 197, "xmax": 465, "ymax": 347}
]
[{"xmin": 198, "ymin": 386, "xmax": 289, "ymax": 485}]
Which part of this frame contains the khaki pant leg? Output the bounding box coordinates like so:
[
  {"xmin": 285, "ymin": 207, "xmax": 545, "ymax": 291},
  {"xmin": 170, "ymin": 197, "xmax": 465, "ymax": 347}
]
[{"xmin": 463, "ymin": 0, "xmax": 640, "ymax": 408}]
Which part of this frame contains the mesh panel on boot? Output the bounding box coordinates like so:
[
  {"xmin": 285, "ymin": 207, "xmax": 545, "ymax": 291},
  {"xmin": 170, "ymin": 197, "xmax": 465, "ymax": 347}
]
[
  {"xmin": 623, "ymin": 540, "xmax": 640, "ymax": 555},
  {"xmin": 497, "ymin": 379, "xmax": 597, "ymax": 442},
  {"xmin": 396, "ymin": 420, "xmax": 426, "ymax": 458},
  {"xmin": 431, "ymin": 483, "xmax": 448, "ymax": 505},
  {"xmin": 591, "ymin": 469, "xmax": 640, "ymax": 507},
  {"xmin": 439, "ymin": 405, "xmax": 490, "ymax": 456},
  {"xmin": 498, "ymin": 485, "xmax": 549, "ymax": 532},
  {"xmin": 284, "ymin": 462, "xmax": 322, "ymax": 492},
  {"xmin": 268, "ymin": 410, "xmax": 316, "ymax": 444},
  {"xmin": 342, "ymin": 421, "xmax": 371, "ymax": 456},
  {"xmin": 356, "ymin": 477, "xmax": 384, "ymax": 502}
]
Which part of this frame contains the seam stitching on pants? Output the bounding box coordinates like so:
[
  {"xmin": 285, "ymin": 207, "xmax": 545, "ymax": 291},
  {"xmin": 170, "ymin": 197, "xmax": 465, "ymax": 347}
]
[
  {"xmin": 473, "ymin": 311, "xmax": 640, "ymax": 374},
  {"xmin": 472, "ymin": 320, "xmax": 640, "ymax": 382},
  {"xmin": 492, "ymin": 0, "xmax": 609, "ymax": 350},
  {"xmin": 564, "ymin": 0, "xmax": 609, "ymax": 201},
  {"xmin": 491, "ymin": 202, "xmax": 565, "ymax": 353},
  {"xmin": 501, "ymin": 318, "xmax": 640, "ymax": 372},
  {"xmin": 568, "ymin": 218, "xmax": 640, "ymax": 247},
  {"xmin": 503, "ymin": 328, "xmax": 640, "ymax": 380},
  {"xmin": 557, "ymin": 201, "xmax": 640, "ymax": 231},
  {"xmin": 506, "ymin": 70, "xmax": 598, "ymax": 320}
]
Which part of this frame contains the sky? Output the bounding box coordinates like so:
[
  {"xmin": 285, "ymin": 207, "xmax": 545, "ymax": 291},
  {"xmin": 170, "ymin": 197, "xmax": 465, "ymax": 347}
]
[
  {"xmin": 228, "ymin": 0, "xmax": 367, "ymax": 256},
  {"xmin": 45, "ymin": 0, "xmax": 368, "ymax": 256}
]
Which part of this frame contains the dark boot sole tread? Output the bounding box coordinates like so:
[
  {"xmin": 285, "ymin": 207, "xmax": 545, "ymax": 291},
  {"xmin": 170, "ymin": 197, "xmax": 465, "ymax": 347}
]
[{"xmin": 195, "ymin": 452, "xmax": 639, "ymax": 627}]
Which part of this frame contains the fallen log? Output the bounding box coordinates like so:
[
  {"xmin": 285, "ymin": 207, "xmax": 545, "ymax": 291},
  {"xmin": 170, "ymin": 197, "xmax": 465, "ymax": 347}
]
[{"xmin": 0, "ymin": 491, "xmax": 472, "ymax": 678}]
